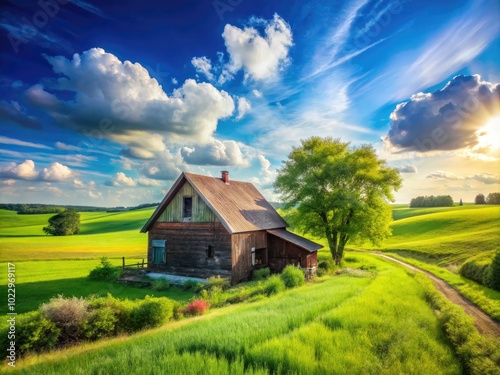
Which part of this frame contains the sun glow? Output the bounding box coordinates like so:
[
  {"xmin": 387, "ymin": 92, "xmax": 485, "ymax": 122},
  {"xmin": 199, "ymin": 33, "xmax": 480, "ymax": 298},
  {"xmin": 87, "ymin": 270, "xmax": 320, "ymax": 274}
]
[{"xmin": 477, "ymin": 116, "xmax": 500, "ymax": 150}]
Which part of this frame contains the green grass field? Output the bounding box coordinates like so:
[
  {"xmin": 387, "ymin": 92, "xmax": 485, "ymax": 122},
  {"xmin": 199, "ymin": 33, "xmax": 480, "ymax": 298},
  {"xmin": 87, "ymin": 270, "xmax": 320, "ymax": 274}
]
[
  {"xmin": 0, "ymin": 208, "xmax": 153, "ymax": 261},
  {"xmin": 6, "ymin": 255, "xmax": 461, "ymax": 375},
  {"xmin": 359, "ymin": 205, "xmax": 500, "ymax": 265},
  {"xmin": 0, "ymin": 259, "xmax": 193, "ymax": 315}
]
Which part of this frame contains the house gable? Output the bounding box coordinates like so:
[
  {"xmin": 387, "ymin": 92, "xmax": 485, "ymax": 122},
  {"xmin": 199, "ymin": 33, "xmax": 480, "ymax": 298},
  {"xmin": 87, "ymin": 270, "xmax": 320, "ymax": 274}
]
[
  {"xmin": 141, "ymin": 172, "xmax": 288, "ymax": 234},
  {"xmin": 158, "ymin": 180, "xmax": 219, "ymax": 223}
]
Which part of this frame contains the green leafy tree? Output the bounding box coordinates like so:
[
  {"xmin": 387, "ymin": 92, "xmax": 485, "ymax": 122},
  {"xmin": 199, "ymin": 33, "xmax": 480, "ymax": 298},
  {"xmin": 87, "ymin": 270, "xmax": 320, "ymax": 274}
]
[
  {"xmin": 43, "ymin": 209, "xmax": 80, "ymax": 236},
  {"xmin": 475, "ymin": 193, "xmax": 486, "ymax": 204},
  {"xmin": 486, "ymin": 192, "xmax": 500, "ymax": 205},
  {"xmin": 459, "ymin": 198, "xmax": 463, "ymax": 206},
  {"xmin": 275, "ymin": 137, "xmax": 402, "ymax": 265}
]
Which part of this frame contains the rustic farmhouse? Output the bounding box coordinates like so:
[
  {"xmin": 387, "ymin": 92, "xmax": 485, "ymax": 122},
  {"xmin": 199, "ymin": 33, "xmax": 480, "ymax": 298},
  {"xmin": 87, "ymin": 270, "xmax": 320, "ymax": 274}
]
[{"xmin": 141, "ymin": 171, "xmax": 323, "ymax": 284}]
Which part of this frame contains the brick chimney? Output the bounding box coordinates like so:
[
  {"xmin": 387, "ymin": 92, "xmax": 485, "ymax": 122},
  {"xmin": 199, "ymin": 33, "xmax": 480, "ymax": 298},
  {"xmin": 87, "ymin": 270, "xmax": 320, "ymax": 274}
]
[{"xmin": 221, "ymin": 171, "xmax": 229, "ymax": 184}]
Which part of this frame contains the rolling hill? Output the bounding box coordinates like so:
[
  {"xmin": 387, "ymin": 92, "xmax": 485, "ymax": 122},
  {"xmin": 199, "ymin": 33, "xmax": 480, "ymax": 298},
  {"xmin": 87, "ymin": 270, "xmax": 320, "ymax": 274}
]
[
  {"xmin": 0, "ymin": 208, "xmax": 154, "ymax": 261},
  {"xmin": 358, "ymin": 205, "xmax": 500, "ymax": 265}
]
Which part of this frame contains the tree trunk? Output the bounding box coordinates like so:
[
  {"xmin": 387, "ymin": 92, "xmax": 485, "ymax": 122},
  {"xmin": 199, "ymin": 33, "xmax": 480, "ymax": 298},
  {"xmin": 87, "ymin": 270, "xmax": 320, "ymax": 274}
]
[
  {"xmin": 336, "ymin": 233, "xmax": 349, "ymax": 265},
  {"xmin": 324, "ymin": 225, "xmax": 338, "ymax": 263}
]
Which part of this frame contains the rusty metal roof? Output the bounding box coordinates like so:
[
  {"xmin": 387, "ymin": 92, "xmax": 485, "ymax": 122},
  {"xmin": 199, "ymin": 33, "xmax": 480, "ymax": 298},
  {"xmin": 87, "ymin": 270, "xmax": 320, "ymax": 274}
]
[
  {"xmin": 141, "ymin": 172, "xmax": 288, "ymax": 234},
  {"xmin": 267, "ymin": 229, "xmax": 323, "ymax": 252}
]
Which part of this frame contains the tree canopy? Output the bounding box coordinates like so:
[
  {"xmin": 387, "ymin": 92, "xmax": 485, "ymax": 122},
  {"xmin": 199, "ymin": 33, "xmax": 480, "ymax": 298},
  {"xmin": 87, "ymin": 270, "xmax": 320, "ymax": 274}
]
[
  {"xmin": 475, "ymin": 194, "xmax": 486, "ymax": 204},
  {"xmin": 409, "ymin": 195, "xmax": 453, "ymax": 208},
  {"xmin": 486, "ymin": 192, "xmax": 500, "ymax": 205},
  {"xmin": 43, "ymin": 209, "xmax": 81, "ymax": 236},
  {"xmin": 275, "ymin": 137, "xmax": 402, "ymax": 264}
]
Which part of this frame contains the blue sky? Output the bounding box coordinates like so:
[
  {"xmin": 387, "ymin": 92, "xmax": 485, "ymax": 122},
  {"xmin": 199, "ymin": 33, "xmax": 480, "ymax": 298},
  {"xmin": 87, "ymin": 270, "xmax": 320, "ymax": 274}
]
[{"xmin": 0, "ymin": 0, "xmax": 499, "ymax": 206}]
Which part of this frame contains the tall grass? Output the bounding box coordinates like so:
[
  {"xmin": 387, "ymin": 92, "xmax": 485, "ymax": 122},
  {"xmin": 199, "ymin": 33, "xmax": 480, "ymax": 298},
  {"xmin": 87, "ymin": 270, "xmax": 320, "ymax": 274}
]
[
  {"xmin": 413, "ymin": 273, "xmax": 500, "ymax": 375},
  {"xmin": 9, "ymin": 255, "xmax": 460, "ymax": 375},
  {"xmin": 384, "ymin": 253, "xmax": 500, "ymax": 320}
]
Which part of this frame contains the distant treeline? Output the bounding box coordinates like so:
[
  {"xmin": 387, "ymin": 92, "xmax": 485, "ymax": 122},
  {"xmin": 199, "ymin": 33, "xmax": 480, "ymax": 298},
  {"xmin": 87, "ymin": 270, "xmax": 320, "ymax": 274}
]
[
  {"xmin": 0, "ymin": 202, "xmax": 159, "ymax": 214},
  {"xmin": 409, "ymin": 195, "xmax": 453, "ymax": 208},
  {"xmin": 475, "ymin": 193, "xmax": 500, "ymax": 205}
]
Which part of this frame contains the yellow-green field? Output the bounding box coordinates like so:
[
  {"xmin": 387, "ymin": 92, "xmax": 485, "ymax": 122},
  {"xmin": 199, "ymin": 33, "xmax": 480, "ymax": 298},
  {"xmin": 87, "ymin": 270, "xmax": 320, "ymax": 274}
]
[{"xmin": 0, "ymin": 208, "xmax": 153, "ymax": 261}]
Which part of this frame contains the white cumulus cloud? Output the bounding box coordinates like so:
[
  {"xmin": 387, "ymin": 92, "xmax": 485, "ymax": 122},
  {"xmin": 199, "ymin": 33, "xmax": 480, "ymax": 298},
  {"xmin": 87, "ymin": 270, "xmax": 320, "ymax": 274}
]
[
  {"xmin": 0, "ymin": 160, "xmax": 38, "ymax": 180},
  {"xmin": 25, "ymin": 48, "xmax": 235, "ymax": 159},
  {"xmin": 192, "ymin": 56, "xmax": 214, "ymax": 81},
  {"xmin": 221, "ymin": 14, "xmax": 293, "ymax": 82},
  {"xmin": 40, "ymin": 162, "xmax": 74, "ymax": 182},
  {"xmin": 181, "ymin": 138, "xmax": 249, "ymax": 167},
  {"xmin": 0, "ymin": 160, "xmax": 74, "ymax": 182}
]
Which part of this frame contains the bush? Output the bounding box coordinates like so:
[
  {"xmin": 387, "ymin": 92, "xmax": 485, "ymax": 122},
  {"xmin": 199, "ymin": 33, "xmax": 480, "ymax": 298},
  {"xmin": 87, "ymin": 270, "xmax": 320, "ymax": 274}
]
[
  {"xmin": 416, "ymin": 274, "xmax": 500, "ymax": 375},
  {"xmin": 83, "ymin": 307, "xmax": 119, "ymax": 340},
  {"xmin": 319, "ymin": 259, "xmax": 336, "ymax": 268},
  {"xmin": 87, "ymin": 294, "xmax": 133, "ymax": 333},
  {"xmin": 40, "ymin": 295, "xmax": 88, "ymax": 340},
  {"xmin": 129, "ymin": 296, "xmax": 174, "ymax": 330},
  {"xmin": 316, "ymin": 267, "xmax": 327, "ymax": 277},
  {"xmin": 172, "ymin": 301, "xmax": 184, "ymax": 320},
  {"xmin": 151, "ymin": 278, "xmax": 170, "ymax": 291},
  {"xmin": 12, "ymin": 311, "xmax": 60, "ymax": 354},
  {"xmin": 264, "ymin": 275, "xmax": 286, "ymax": 296},
  {"xmin": 460, "ymin": 260, "xmax": 490, "ymax": 285},
  {"xmin": 483, "ymin": 265, "xmax": 493, "ymax": 288},
  {"xmin": 88, "ymin": 257, "xmax": 121, "ymax": 282},
  {"xmin": 253, "ymin": 267, "xmax": 271, "ymax": 281},
  {"xmin": 184, "ymin": 300, "xmax": 210, "ymax": 316},
  {"xmin": 280, "ymin": 265, "xmax": 305, "ymax": 288},
  {"xmin": 183, "ymin": 280, "xmax": 203, "ymax": 292},
  {"xmin": 489, "ymin": 252, "xmax": 500, "ymax": 291},
  {"xmin": 205, "ymin": 275, "xmax": 230, "ymax": 291},
  {"xmin": 225, "ymin": 290, "xmax": 251, "ymax": 304},
  {"xmin": 200, "ymin": 286, "xmax": 225, "ymax": 307}
]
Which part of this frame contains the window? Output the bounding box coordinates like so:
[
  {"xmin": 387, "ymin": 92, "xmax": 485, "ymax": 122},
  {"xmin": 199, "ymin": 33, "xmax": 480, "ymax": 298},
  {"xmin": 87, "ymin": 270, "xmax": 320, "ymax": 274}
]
[
  {"xmin": 255, "ymin": 248, "xmax": 267, "ymax": 267},
  {"xmin": 151, "ymin": 240, "xmax": 166, "ymax": 264},
  {"xmin": 207, "ymin": 245, "xmax": 215, "ymax": 259},
  {"xmin": 183, "ymin": 196, "xmax": 192, "ymax": 218}
]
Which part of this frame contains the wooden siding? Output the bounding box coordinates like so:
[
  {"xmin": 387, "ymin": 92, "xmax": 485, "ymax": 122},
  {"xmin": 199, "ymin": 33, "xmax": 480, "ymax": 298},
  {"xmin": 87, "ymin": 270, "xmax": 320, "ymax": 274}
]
[
  {"xmin": 158, "ymin": 181, "xmax": 219, "ymax": 223},
  {"xmin": 267, "ymin": 233, "xmax": 318, "ymax": 272},
  {"xmin": 231, "ymin": 231, "xmax": 267, "ymax": 283},
  {"xmin": 148, "ymin": 222, "xmax": 231, "ymax": 279}
]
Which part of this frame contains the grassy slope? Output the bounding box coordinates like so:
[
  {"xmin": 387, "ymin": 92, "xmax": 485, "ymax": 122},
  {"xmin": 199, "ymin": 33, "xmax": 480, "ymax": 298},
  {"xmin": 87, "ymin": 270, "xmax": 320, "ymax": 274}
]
[
  {"xmin": 360, "ymin": 205, "xmax": 500, "ymax": 265},
  {"xmin": 0, "ymin": 208, "xmax": 154, "ymax": 261},
  {"xmin": 7, "ymin": 255, "xmax": 460, "ymax": 375},
  {"xmin": 0, "ymin": 259, "xmax": 193, "ymax": 314},
  {"xmin": 351, "ymin": 204, "xmax": 500, "ymax": 320}
]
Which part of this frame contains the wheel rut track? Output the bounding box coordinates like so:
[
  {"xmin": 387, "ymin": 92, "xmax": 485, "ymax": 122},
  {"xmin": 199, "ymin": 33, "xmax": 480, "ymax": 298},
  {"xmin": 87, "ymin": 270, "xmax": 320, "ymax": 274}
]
[{"xmin": 371, "ymin": 252, "xmax": 500, "ymax": 337}]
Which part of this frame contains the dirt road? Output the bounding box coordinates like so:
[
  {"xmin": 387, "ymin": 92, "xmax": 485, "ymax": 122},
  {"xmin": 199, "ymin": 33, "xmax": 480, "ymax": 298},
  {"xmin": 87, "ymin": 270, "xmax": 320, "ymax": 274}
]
[{"xmin": 372, "ymin": 252, "xmax": 500, "ymax": 337}]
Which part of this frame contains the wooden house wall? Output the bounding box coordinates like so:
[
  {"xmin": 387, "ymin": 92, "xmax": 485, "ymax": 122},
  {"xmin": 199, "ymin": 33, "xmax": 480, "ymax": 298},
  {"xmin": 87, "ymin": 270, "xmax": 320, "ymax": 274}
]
[
  {"xmin": 231, "ymin": 231, "xmax": 267, "ymax": 283},
  {"xmin": 148, "ymin": 222, "xmax": 232, "ymax": 278},
  {"xmin": 267, "ymin": 233, "xmax": 318, "ymax": 272},
  {"xmin": 158, "ymin": 182, "xmax": 219, "ymax": 223}
]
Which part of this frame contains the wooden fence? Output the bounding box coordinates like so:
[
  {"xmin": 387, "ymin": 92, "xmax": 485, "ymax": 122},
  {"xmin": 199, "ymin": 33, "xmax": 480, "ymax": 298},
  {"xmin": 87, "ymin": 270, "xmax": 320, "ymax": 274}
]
[{"xmin": 122, "ymin": 257, "xmax": 147, "ymax": 271}]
